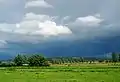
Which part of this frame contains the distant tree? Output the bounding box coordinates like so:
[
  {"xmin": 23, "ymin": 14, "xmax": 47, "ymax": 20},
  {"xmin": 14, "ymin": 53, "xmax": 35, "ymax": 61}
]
[
  {"xmin": 0, "ymin": 61, "xmax": 2, "ymax": 64},
  {"xmin": 22, "ymin": 55, "xmax": 29, "ymax": 64},
  {"xmin": 112, "ymin": 53, "xmax": 118, "ymax": 62},
  {"xmin": 98, "ymin": 59, "xmax": 104, "ymax": 63},
  {"xmin": 81, "ymin": 57, "xmax": 84, "ymax": 63},
  {"xmin": 14, "ymin": 54, "xmax": 25, "ymax": 66},
  {"xmin": 28, "ymin": 54, "xmax": 49, "ymax": 66},
  {"xmin": 0, "ymin": 62, "xmax": 16, "ymax": 67},
  {"xmin": 68, "ymin": 58, "xmax": 72, "ymax": 63},
  {"xmin": 119, "ymin": 54, "xmax": 120, "ymax": 62}
]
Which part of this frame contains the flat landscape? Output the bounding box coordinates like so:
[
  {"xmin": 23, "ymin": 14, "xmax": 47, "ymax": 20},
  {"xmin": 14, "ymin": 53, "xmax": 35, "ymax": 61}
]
[{"xmin": 0, "ymin": 63, "xmax": 120, "ymax": 82}]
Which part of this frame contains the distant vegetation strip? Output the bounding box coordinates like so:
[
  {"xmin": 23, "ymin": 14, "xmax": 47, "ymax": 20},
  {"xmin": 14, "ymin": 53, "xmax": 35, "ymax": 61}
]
[{"xmin": 0, "ymin": 52, "xmax": 120, "ymax": 67}]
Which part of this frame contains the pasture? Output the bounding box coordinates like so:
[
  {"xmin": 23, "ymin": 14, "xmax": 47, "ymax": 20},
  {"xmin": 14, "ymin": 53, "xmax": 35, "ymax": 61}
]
[{"xmin": 0, "ymin": 63, "xmax": 120, "ymax": 82}]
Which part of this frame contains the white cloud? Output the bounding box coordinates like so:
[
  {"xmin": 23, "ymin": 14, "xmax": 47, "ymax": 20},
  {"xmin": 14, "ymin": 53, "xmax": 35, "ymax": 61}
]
[
  {"xmin": 0, "ymin": 13, "xmax": 72, "ymax": 43},
  {"xmin": 15, "ymin": 13, "xmax": 72, "ymax": 36},
  {"xmin": 72, "ymin": 15, "xmax": 103, "ymax": 27},
  {"xmin": 34, "ymin": 21, "xmax": 72, "ymax": 36},
  {"xmin": 0, "ymin": 13, "xmax": 120, "ymax": 43},
  {"xmin": 14, "ymin": 20, "xmax": 72, "ymax": 36},
  {"xmin": 68, "ymin": 14, "xmax": 120, "ymax": 40},
  {"xmin": 25, "ymin": 0, "xmax": 53, "ymax": 8},
  {"xmin": 24, "ymin": 12, "xmax": 52, "ymax": 21}
]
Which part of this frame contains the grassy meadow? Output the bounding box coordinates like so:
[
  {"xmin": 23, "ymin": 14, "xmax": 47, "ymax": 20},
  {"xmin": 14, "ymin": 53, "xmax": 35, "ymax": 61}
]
[{"xmin": 0, "ymin": 63, "xmax": 120, "ymax": 82}]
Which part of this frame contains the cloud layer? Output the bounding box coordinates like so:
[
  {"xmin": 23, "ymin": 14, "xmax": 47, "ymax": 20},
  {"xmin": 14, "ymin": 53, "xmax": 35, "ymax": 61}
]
[{"xmin": 0, "ymin": 0, "xmax": 120, "ymax": 56}]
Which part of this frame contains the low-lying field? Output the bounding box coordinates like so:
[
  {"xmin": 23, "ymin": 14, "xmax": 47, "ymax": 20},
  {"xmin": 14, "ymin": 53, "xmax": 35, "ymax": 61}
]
[{"xmin": 0, "ymin": 63, "xmax": 120, "ymax": 82}]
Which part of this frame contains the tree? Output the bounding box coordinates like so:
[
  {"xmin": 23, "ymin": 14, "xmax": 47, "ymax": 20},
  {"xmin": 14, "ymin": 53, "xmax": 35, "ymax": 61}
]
[
  {"xmin": 81, "ymin": 57, "xmax": 84, "ymax": 63},
  {"xmin": 28, "ymin": 54, "xmax": 49, "ymax": 66},
  {"xmin": 119, "ymin": 54, "xmax": 120, "ymax": 62},
  {"xmin": 14, "ymin": 54, "xmax": 25, "ymax": 66},
  {"xmin": 0, "ymin": 61, "xmax": 2, "ymax": 64},
  {"xmin": 112, "ymin": 53, "xmax": 118, "ymax": 62},
  {"xmin": 22, "ymin": 55, "xmax": 29, "ymax": 64}
]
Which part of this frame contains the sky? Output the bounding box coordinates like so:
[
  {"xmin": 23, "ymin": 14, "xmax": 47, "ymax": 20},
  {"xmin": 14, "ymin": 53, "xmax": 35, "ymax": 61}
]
[{"xmin": 0, "ymin": 0, "xmax": 120, "ymax": 58}]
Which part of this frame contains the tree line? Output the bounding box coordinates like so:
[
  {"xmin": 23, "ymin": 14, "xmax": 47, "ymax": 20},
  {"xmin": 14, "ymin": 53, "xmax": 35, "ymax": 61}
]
[
  {"xmin": 0, "ymin": 52, "xmax": 120, "ymax": 67},
  {"xmin": 48, "ymin": 53, "xmax": 120, "ymax": 64}
]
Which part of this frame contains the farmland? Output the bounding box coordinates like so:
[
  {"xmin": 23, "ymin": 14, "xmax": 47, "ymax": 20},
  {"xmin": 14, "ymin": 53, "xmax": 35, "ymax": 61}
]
[{"xmin": 0, "ymin": 63, "xmax": 120, "ymax": 82}]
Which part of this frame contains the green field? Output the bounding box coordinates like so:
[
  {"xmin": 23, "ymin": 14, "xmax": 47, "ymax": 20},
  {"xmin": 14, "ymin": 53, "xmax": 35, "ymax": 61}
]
[{"xmin": 0, "ymin": 64, "xmax": 120, "ymax": 82}]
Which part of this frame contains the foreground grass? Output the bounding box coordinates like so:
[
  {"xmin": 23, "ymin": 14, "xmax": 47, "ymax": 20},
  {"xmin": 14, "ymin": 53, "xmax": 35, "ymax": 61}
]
[{"xmin": 0, "ymin": 63, "xmax": 120, "ymax": 82}]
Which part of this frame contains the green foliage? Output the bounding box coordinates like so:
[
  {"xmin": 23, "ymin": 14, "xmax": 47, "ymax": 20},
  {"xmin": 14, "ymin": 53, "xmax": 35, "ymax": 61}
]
[
  {"xmin": 0, "ymin": 61, "xmax": 2, "ymax": 64},
  {"xmin": 119, "ymin": 54, "xmax": 120, "ymax": 62},
  {"xmin": 28, "ymin": 54, "xmax": 49, "ymax": 66},
  {"xmin": 13, "ymin": 54, "xmax": 50, "ymax": 67},
  {"xmin": 112, "ymin": 53, "xmax": 119, "ymax": 62},
  {"xmin": 48, "ymin": 57, "xmax": 95, "ymax": 64},
  {"xmin": 0, "ymin": 62, "xmax": 15, "ymax": 67},
  {"xmin": 14, "ymin": 54, "xmax": 26, "ymax": 66}
]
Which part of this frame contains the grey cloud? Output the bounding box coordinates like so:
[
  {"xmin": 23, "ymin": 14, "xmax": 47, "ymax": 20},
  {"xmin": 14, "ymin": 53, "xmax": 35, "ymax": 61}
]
[
  {"xmin": 0, "ymin": 0, "xmax": 25, "ymax": 23},
  {"xmin": 0, "ymin": 0, "xmax": 120, "ymax": 43},
  {"xmin": 47, "ymin": 0, "xmax": 120, "ymax": 22}
]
